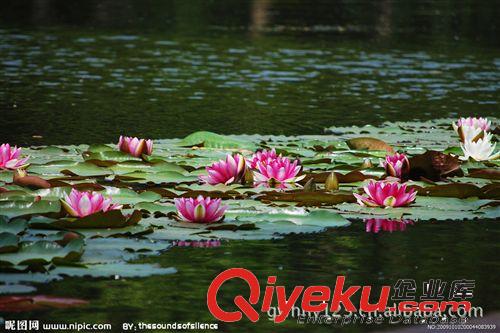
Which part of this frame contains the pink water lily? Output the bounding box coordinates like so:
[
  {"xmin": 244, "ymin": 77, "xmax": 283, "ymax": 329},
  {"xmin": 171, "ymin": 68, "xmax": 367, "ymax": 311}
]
[
  {"xmin": 253, "ymin": 156, "xmax": 305, "ymax": 183},
  {"xmin": 365, "ymin": 218, "xmax": 414, "ymax": 233},
  {"xmin": 199, "ymin": 154, "xmax": 246, "ymax": 185},
  {"xmin": 381, "ymin": 153, "xmax": 410, "ymax": 178},
  {"xmin": 454, "ymin": 117, "xmax": 491, "ymax": 131},
  {"xmin": 174, "ymin": 195, "xmax": 228, "ymax": 223},
  {"xmin": 354, "ymin": 180, "xmax": 416, "ymax": 208},
  {"xmin": 0, "ymin": 144, "xmax": 29, "ymax": 170},
  {"xmin": 248, "ymin": 148, "xmax": 279, "ymax": 169},
  {"xmin": 61, "ymin": 189, "xmax": 122, "ymax": 218},
  {"xmin": 118, "ymin": 136, "xmax": 153, "ymax": 157}
]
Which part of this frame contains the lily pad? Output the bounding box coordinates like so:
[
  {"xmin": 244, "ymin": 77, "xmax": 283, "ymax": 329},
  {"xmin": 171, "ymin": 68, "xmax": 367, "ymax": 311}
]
[
  {"xmin": 178, "ymin": 131, "xmax": 255, "ymax": 149},
  {"xmin": 0, "ymin": 233, "xmax": 19, "ymax": 254},
  {"xmin": 0, "ymin": 239, "xmax": 84, "ymax": 267},
  {"xmin": 0, "ymin": 218, "xmax": 27, "ymax": 235},
  {"xmin": 30, "ymin": 210, "xmax": 142, "ymax": 229},
  {"xmin": 346, "ymin": 137, "xmax": 394, "ymax": 153}
]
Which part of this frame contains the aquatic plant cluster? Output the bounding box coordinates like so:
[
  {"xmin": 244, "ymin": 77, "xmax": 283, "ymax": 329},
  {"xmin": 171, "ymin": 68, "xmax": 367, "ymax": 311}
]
[{"xmin": 0, "ymin": 118, "xmax": 498, "ymax": 293}]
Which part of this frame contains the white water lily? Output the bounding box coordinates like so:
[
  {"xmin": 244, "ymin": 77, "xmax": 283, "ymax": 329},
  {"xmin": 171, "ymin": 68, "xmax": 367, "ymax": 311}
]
[
  {"xmin": 460, "ymin": 134, "xmax": 499, "ymax": 161},
  {"xmin": 454, "ymin": 125, "xmax": 484, "ymax": 142},
  {"xmin": 452, "ymin": 117, "xmax": 491, "ymax": 143}
]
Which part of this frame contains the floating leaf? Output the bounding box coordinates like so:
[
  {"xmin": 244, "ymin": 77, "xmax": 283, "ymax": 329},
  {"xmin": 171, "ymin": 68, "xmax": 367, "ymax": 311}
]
[
  {"xmin": 31, "ymin": 210, "xmax": 142, "ymax": 229},
  {"xmin": 346, "ymin": 137, "xmax": 394, "ymax": 153},
  {"xmin": 0, "ymin": 295, "xmax": 88, "ymax": 312},
  {"xmin": 83, "ymin": 150, "xmax": 141, "ymax": 162},
  {"xmin": 178, "ymin": 131, "xmax": 255, "ymax": 149},
  {"xmin": 0, "ymin": 239, "xmax": 84, "ymax": 267},
  {"xmin": 468, "ymin": 168, "xmax": 500, "ymax": 180},
  {"xmin": 257, "ymin": 190, "xmax": 355, "ymax": 206},
  {"xmin": 0, "ymin": 233, "xmax": 19, "ymax": 254},
  {"xmin": 408, "ymin": 150, "xmax": 463, "ymax": 181},
  {"xmin": 0, "ymin": 200, "xmax": 61, "ymax": 218},
  {"xmin": 114, "ymin": 171, "xmax": 196, "ymax": 184},
  {"xmin": 0, "ymin": 218, "xmax": 27, "ymax": 235}
]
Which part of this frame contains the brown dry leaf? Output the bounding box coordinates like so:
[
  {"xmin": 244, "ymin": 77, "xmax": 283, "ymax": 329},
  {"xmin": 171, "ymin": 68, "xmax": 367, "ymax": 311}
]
[
  {"xmin": 13, "ymin": 172, "xmax": 51, "ymax": 189},
  {"xmin": 346, "ymin": 137, "xmax": 394, "ymax": 153},
  {"xmin": 408, "ymin": 150, "xmax": 463, "ymax": 181},
  {"xmin": 468, "ymin": 168, "xmax": 500, "ymax": 180},
  {"xmin": 0, "ymin": 295, "xmax": 88, "ymax": 312}
]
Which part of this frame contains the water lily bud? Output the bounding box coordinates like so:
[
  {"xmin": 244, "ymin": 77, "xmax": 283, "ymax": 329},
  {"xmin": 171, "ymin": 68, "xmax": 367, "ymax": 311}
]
[
  {"xmin": 303, "ymin": 178, "xmax": 316, "ymax": 192},
  {"xmin": 243, "ymin": 167, "xmax": 254, "ymax": 184},
  {"xmin": 382, "ymin": 153, "xmax": 410, "ymax": 178},
  {"xmin": 361, "ymin": 158, "xmax": 373, "ymax": 169},
  {"xmin": 118, "ymin": 136, "xmax": 153, "ymax": 157},
  {"xmin": 325, "ymin": 171, "xmax": 339, "ymax": 191}
]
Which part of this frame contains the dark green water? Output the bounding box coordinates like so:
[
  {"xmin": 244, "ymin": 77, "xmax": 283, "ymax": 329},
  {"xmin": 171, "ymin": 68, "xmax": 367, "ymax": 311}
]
[
  {"xmin": 7, "ymin": 220, "xmax": 500, "ymax": 332},
  {"xmin": 1, "ymin": 1, "xmax": 499, "ymax": 331},
  {"xmin": 1, "ymin": 0, "xmax": 499, "ymax": 146}
]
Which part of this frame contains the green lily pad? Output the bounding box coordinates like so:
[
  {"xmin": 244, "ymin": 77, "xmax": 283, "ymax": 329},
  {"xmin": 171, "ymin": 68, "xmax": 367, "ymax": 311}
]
[
  {"xmin": 0, "ymin": 239, "xmax": 84, "ymax": 267},
  {"xmin": 334, "ymin": 196, "xmax": 499, "ymax": 221},
  {"xmin": 0, "ymin": 218, "xmax": 27, "ymax": 235},
  {"xmin": 83, "ymin": 150, "xmax": 142, "ymax": 162},
  {"xmin": 115, "ymin": 171, "xmax": 196, "ymax": 184},
  {"xmin": 178, "ymin": 131, "xmax": 255, "ymax": 149},
  {"xmin": 0, "ymin": 200, "xmax": 61, "ymax": 218},
  {"xmin": 0, "ymin": 233, "xmax": 19, "ymax": 254}
]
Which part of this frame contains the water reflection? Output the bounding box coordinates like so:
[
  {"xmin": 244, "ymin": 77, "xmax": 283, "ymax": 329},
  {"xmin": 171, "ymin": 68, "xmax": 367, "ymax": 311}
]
[{"xmin": 364, "ymin": 218, "xmax": 415, "ymax": 233}]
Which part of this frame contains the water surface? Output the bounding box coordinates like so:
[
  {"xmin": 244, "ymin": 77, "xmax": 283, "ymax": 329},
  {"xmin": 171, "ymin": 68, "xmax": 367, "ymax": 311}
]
[
  {"xmin": 7, "ymin": 219, "xmax": 500, "ymax": 332},
  {"xmin": 0, "ymin": 1, "xmax": 499, "ymax": 331},
  {"xmin": 0, "ymin": 0, "xmax": 499, "ymax": 145}
]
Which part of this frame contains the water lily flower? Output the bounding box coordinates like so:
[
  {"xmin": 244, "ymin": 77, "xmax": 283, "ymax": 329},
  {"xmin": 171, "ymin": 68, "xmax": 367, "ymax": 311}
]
[
  {"xmin": 118, "ymin": 136, "xmax": 153, "ymax": 157},
  {"xmin": 174, "ymin": 195, "xmax": 228, "ymax": 223},
  {"xmin": 460, "ymin": 134, "xmax": 499, "ymax": 161},
  {"xmin": 61, "ymin": 189, "xmax": 122, "ymax": 217},
  {"xmin": 248, "ymin": 148, "xmax": 279, "ymax": 169},
  {"xmin": 0, "ymin": 144, "xmax": 29, "ymax": 170},
  {"xmin": 453, "ymin": 117, "xmax": 491, "ymax": 132},
  {"xmin": 453, "ymin": 117, "xmax": 491, "ymax": 142},
  {"xmin": 381, "ymin": 153, "xmax": 410, "ymax": 178},
  {"xmin": 199, "ymin": 154, "xmax": 246, "ymax": 185},
  {"xmin": 253, "ymin": 156, "xmax": 305, "ymax": 184},
  {"xmin": 354, "ymin": 180, "xmax": 416, "ymax": 208},
  {"xmin": 365, "ymin": 218, "xmax": 414, "ymax": 233}
]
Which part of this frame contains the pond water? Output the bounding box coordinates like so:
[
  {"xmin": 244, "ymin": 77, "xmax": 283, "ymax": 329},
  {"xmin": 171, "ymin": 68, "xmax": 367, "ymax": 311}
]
[
  {"xmin": 1, "ymin": 1, "xmax": 499, "ymax": 332},
  {"xmin": 1, "ymin": 1, "xmax": 499, "ymax": 146},
  {"xmin": 7, "ymin": 219, "xmax": 500, "ymax": 332}
]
